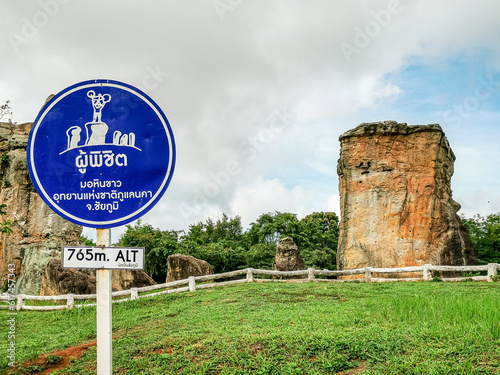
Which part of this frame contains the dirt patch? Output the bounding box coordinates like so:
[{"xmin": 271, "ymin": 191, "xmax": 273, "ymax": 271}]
[
  {"xmin": 150, "ymin": 347, "xmax": 174, "ymax": 356},
  {"xmin": 338, "ymin": 361, "xmax": 368, "ymax": 374},
  {"xmin": 16, "ymin": 340, "xmax": 97, "ymax": 374}
]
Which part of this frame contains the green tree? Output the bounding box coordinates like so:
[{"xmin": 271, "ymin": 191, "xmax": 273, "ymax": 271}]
[
  {"xmin": 245, "ymin": 212, "xmax": 301, "ymax": 270},
  {"xmin": 297, "ymin": 212, "xmax": 339, "ymax": 270},
  {"xmin": 80, "ymin": 235, "xmax": 96, "ymax": 246},
  {"xmin": 185, "ymin": 241, "xmax": 246, "ymax": 273},
  {"xmin": 117, "ymin": 220, "xmax": 181, "ymax": 282},
  {"xmin": 182, "ymin": 213, "xmax": 244, "ymax": 245},
  {"xmin": 0, "ymin": 204, "xmax": 12, "ymax": 236},
  {"xmin": 462, "ymin": 213, "xmax": 500, "ymax": 264},
  {"xmin": 248, "ymin": 212, "xmax": 300, "ymax": 245},
  {"xmin": 247, "ymin": 211, "xmax": 339, "ymax": 270},
  {"xmin": 245, "ymin": 243, "xmax": 276, "ymax": 269},
  {"xmin": 180, "ymin": 214, "xmax": 248, "ymax": 273},
  {"xmin": 116, "ymin": 211, "xmax": 341, "ymax": 279}
]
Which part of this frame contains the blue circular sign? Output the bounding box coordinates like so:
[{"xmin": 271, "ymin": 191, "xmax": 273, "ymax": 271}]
[{"xmin": 27, "ymin": 79, "xmax": 176, "ymax": 228}]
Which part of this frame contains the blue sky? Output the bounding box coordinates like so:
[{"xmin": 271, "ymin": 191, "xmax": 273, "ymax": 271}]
[
  {"xmin": 0, "ymin": 0, "xmax": 498, "ymax": 242},
  {"xmin": 349, "ymin": 51, "xmax": 500, "ymax": 218}
]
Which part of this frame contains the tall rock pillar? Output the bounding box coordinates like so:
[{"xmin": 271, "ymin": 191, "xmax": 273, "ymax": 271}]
[
  {"xmin": 337, "ymin": 121, "xmax": 476, "ymax": 271},
  {"xmin": 0, "ymin": 122, "xmax": 82, "ymax": 295}
]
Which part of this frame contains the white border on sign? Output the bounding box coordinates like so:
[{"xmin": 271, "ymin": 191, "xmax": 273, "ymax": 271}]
[{"xmin": 29, "ymin": 82, "xmax": 174, "ymax": 227}]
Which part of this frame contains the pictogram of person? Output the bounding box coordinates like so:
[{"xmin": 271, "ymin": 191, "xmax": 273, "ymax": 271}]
[{"xmin": 88, "ymin": 90, "xmax": 111, "ymax": 123}]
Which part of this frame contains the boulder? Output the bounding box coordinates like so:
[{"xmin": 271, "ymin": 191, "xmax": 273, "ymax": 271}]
[
  {"xmin": 111, "ymin": 269, "xmax": 156, "ymax": 291},
  {"xmin": 166, "ymin": 254, "xmax": 214, "ymax": 282},
  {"xmin": 40, "ymin": 258, "xmax": 96, "ymax": 296},
  {"xmin": 273, "ymin": 237, "xmax": 305, "ymax": 278},
  {"xmin": 336, "ymin": 121, "xmax": 476, "ymax": 275},
  {"xmin": 40, "ymin": 258, "xmax": 156, "ymax": 295}
]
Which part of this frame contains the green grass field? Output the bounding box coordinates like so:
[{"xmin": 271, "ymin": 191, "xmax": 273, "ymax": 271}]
[{"xmin": 1, "ymin": 281, "xmax": 499, "ymax": 374}]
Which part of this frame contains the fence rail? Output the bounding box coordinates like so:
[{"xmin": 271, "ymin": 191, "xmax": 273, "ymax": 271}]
[{"xmin": 2, "ymin": 263, "xmax": 498, "ymax": 311}]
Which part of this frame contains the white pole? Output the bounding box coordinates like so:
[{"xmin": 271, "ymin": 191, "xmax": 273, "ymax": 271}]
[{"xmin": 96, "ymin": 228, "xmax": 112, "ymax": 374}]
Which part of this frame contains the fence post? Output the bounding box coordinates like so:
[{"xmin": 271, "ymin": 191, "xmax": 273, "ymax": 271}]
[
  {"xmin": 188, "ymin": 276, "xmax": 196, "ymax": 292},
  {"xmin": 246, "ymin": 268, "xmax": 254, "ymax": 283},
  {"xmin": 423, "ymin": 264, "xmax": 431, "ymax": 281},
  {"xmin": 487, "ymin": 263, "xmax": 498, "ymax": 282},
  {"xmin": 130, "ymin": 288, "xmax": 139, "ymax": 300},
  {"xmin": 67, "ymin": 294, "xmax": 74, "ymax": 309},
  {"xmin": 308, "ymin": 268, "xmax": 315, "ymax": 282},
  {"xmin": 16, "ymin": 294, "xmax": 24, "ymax": 311},
  {"xmin": 364, "ymin": 267, "xmax": 372, "ymax": 283}
]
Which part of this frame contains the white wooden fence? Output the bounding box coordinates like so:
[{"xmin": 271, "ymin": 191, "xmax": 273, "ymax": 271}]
[{"xmin": 1, "ymin": 263, "xmax": 498, "ymax": 311}]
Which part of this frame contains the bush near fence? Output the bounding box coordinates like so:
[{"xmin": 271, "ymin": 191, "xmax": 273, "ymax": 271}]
[{"xmin": 2, "ymin": 263, "xmax": 498, "ymax": 311}]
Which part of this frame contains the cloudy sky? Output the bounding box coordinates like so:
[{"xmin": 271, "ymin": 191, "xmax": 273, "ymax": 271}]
[{"xmin": 1, "ymin": 0, "xmax": 499, "ymax": 242}]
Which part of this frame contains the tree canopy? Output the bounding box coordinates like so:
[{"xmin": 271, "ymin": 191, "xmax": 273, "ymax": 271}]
[
  {"xmin": 118, "ymin": 220, "xmax": 182, "ymax": 281},
  {"xmin": 462, "ymin": 213, "xmax": 500, "ymax": 264},
  {"xmin": 117, "ymin": 211, "xmax": 339, "ymax": 282},
  {"xmin": 116, "ymin": 211, "xmax": 499, "ymax": 283}
]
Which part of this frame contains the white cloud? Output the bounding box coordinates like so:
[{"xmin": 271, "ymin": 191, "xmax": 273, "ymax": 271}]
[
  {"xmin": 229, "ymin": 177, "xmax": 331, "ymax": 228},
  {"xmin": 455, "ymin": 190, "xmax": 500, "ymax": 218},
  {"xmin": 1, "ymin": 0, "xmax": 500, "ymax": 239}
]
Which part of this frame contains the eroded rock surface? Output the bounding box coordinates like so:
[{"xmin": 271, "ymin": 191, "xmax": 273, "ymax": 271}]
[
  {"xmin": 166, "ymin": 254, "xmax": 214, "ymax": 282},
  {"xmin": 0, "ymin": 122, "xmax": 83, "ymax": 295},
  {"xmin": 111, "ymin": 270, "xmax": 156, "ymax": 291},
  {"xmin": 273, "ymin": 237, "xmax": 305, "ymax": 278},
  {"xmin": 337, "ymin": 121, "xmax": 476, "ymax": 272},
  {"xmin": 40, "ymin": 258, "xmax": 96, "ymax": 295}
]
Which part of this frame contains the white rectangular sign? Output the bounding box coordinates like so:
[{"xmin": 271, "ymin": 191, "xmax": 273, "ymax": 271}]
[{"xmin": 63, "ymin": 246, "xmax": 145, "ymax": 270}]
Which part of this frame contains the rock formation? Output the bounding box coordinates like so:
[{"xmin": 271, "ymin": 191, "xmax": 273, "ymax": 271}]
[
  {"xmin": 40, "ymin": 258, "xmax": 156, "ymax": 295},
  {"xmin": 273, "ymin": 237, "xmax": 305, "ymax": 278},
  {"xmin": 111, "ymin": 270, "xmax": 156, "ymax": 291},
  {"xmin": 337, "ymin": 121, "xmax": 476, "ymax": 273},
  {"xmin": 0, "ymin": 122, "xmax": 82, "ymax": 295},
  {"xmin": 40, "ymin": 258, "xmax": 96, "ymax": 295},
  {"xmin": 166, "ymin": 254, "xmax": 214, "ymax": 282},
  {"xmin": 0, "ymin": 121, "xmax": 155, "ymax": 295}
]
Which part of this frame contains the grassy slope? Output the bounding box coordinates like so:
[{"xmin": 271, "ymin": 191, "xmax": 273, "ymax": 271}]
[{"xmin": 1, "ymin": 281, "xmax": 499, "ymax": 374}]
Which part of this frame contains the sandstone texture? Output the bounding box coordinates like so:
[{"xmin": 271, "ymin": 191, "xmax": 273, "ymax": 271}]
[
  {"xmin": 337, "ymin": 121, "xmax": 476, "ymax": 272},
  {"xmin": 40, "ymin": 258, "xmax": 96, "ymax": 295},
  {"xmin": 0, "ymin": 122, "xmax": 82, "ymax": 295},
  {"xmin": 166, "ymin": 254, "xmax": 214, "ymax": 282},
  {"xmin": 273, "ymin": 237, "xmax": 305, "ymax": 278},
  {"xmin": 111, "ymin": 270, "xmax": 156, "ymax": 291}
]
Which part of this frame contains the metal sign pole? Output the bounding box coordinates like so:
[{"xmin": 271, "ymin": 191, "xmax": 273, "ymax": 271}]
[{"xmin": 96, "ymin": 228, "xmax": 112, "ymax": 374}]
